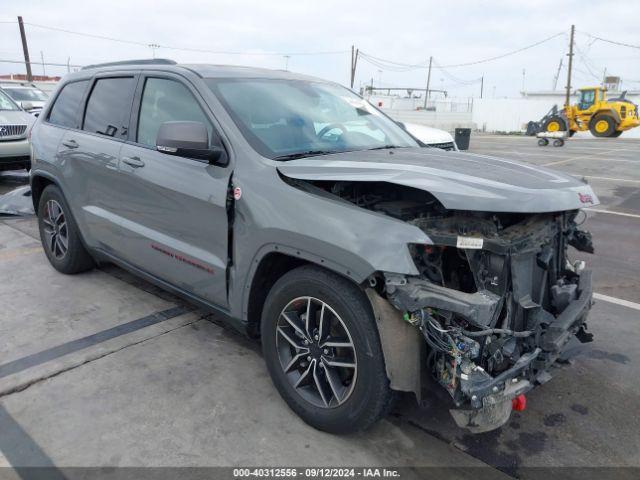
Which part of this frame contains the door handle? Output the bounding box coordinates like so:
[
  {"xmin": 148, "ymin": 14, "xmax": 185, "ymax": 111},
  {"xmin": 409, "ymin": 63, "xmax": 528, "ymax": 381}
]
[
  {"xmin": 122, "ymin": 156, "xmax": 145, "ymax": 168},
  {"xmin": 61, "ymin": 139, "xmax": 78, "ymax": 149}
]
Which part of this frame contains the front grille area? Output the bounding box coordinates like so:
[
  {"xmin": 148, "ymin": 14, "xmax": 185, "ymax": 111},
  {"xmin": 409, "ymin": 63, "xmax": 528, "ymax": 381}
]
[
  {"xmin": 0, "ymin": 124, "xmax": 27, "ymax": 138},
  {"xmin": 428, "ymin": 141, "xmax": 455, "ymax": 151}
]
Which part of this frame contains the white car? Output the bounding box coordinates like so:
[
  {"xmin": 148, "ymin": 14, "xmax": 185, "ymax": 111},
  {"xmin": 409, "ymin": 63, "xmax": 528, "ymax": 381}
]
[
  {"xmin": 0, "ymin": 85, "xmax": 49, "ymax": 116},
  {"xmin": 396, "ymin": 122, "xmax": 458, "ymax": 151},
  {"xmin": 0, "ymin": 89, "xmax": 35, "ymax": 171}
]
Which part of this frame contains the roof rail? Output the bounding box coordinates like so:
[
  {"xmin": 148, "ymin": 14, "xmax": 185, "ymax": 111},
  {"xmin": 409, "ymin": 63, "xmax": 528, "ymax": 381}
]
[{"xmin": 82, "ymin": 59, "xmax": 177, "ymax": 70}]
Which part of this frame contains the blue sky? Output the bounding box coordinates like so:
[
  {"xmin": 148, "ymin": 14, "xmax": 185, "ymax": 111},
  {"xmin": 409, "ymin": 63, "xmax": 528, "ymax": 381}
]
[{"xmin": 1, "ymin": 0, "xmax": 639, "ymax": 98}]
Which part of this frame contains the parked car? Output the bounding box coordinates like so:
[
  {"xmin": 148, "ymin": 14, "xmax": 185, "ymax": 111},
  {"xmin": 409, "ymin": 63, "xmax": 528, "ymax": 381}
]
[
  {"xmin": 396, "ymin": 121, "xmax": 458, "ymax": 151},
  {"xmin": 0, "ymin": 89, "xmax": 35, "ymax": 172},
  {"xmin": 30, "ymin": 60, "xmax": 598, "ymax": 434},
  {"xmin": 1, "ymin": 85, "xmax": 49, "ymax": 116}
]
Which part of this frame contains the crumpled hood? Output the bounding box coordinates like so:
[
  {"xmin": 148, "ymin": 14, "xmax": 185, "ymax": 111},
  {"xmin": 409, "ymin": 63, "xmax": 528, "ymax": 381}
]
[{"xmin": 277, "ymin": 147, "xmax": 599, "ymax": 213}]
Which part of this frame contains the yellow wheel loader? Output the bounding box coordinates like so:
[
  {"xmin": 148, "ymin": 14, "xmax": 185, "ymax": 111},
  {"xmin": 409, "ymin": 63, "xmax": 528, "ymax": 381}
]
[{"xmin": 540, "ymin": 87, "xmax": 639, "ymax": 138}]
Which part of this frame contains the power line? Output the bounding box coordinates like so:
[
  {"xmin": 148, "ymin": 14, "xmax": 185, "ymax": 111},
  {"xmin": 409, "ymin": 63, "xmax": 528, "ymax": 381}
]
[
  {"xmin": 358, "ymin": 32, "xmax": 565, "ymax": 71},
  {"xmin": 578, "ymin": 31, "xmax": 640, "ymax": 50},
  {"xmin": 432, "ymin": 59, "xmax": 482, "ymax": 86},
  {"xmin": 438, "ymin": 32, "xmax": 565, "ymax": 68},
  {"xmin": 0, "ymin": 58, "xmax": 82, "ymax": 68},
  {"xmin": 20, "ymin": 22, "xmax": 348, "ymax": 57}
]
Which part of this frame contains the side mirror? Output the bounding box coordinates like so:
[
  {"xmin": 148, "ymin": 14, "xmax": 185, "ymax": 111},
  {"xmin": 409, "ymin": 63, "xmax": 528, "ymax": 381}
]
[
  {"xmin": 21, "ymin": 101, "xmax": 34, "ymax": 111},
  {"xmin": 156, "ymin": 121, "xmax": 227, "ymax": 165}
]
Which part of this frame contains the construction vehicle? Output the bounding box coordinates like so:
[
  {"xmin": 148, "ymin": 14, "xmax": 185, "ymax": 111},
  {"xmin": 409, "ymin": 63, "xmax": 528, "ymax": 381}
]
[{"xmin": 531, "ymin": 87, "xmax": 640, "ymax": 138}]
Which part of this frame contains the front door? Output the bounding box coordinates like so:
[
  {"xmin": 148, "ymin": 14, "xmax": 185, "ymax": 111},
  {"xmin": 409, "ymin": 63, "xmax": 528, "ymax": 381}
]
[{"xmin": 115, "ymin": 75, "xmax": 231, "ymax": 307}]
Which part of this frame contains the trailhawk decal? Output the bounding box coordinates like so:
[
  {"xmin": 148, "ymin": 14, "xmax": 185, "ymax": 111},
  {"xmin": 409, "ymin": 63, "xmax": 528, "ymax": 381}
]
[{"xmin": 151, "ymin": 244, "xmax": 215, "ymax": 274}]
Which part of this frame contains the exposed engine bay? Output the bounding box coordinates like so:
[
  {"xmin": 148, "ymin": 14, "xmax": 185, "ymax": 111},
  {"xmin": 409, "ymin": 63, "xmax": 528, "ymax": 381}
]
[{"xmin": 300, "ymin": 179, "xmax": 596, "ymax": 432}]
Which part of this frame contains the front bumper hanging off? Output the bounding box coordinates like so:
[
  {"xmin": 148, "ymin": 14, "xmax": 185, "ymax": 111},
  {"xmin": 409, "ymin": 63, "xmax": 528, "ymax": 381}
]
[{"xmin": 385, "ymin": 269, "xmax": 593, "ymax": 433}]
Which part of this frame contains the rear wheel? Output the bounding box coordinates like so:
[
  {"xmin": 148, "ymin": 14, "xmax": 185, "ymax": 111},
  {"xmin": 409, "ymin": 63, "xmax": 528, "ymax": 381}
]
[
  {"xmin": 261, "ymin": 265, "xmax": 393, "ymax": 433},
  {"xmin": 542, "ymin": 116, "xmax": 567, "ymax": 133},
  {"xmin": 37, "ymin": 185, "xmax": 95, "ymax": 274},
  {"xmin": 590, "ymin": 114, "xmax": 617, "ymax": 137}
]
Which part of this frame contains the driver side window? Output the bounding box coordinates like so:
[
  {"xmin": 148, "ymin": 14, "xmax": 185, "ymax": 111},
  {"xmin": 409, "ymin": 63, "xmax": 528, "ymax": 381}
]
[{"xmin": 137, "ymin": 77, "xmax": 213, "ymax": 147}]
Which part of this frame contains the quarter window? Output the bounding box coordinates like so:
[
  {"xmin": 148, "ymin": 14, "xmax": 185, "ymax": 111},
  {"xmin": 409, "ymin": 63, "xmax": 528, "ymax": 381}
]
[
  {"xmin": 137, "ymin": 77, "xmax": 212, "ymax": 147},
  {"xmin": 48, "ymin": 80, "xmax": 89, "ymax": 128},
  {"xmin": 83, "ymin": 77, "xmax": 136, "ymax": 138}
]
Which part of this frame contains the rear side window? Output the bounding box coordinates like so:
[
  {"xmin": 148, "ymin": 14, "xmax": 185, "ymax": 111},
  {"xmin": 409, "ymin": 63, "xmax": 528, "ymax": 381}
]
[
  {"xmin": 137, "ymin": 77, "xmax": 212, "ymax": 147},
  {"xmin": 48, "ymin": 80, "xmax": 89, "ymax": 128},
  {"xmin": 83, "ymin": 77, "xmax": 136, "ymax": 138}
]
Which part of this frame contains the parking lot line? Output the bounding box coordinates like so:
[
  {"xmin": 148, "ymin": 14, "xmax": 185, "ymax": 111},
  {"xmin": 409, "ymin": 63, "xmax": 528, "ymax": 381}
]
[
  {"xmin": 588, "ymin": 208, "xmax": 640, "ymax": 219},
  {"xmin": 582, "ymin": 175, "xmax": 640, "ymax": 184},
  {"xmin": 594, "ymin": 293, "xmax": 640, "ymax": 311},
  {"xmin": 542, "ymin": 148, "xmax": 626, "ymax": 167},
  {"xmin": 0, "ymin": 305, "xmax": 191, "ymax": 379}
]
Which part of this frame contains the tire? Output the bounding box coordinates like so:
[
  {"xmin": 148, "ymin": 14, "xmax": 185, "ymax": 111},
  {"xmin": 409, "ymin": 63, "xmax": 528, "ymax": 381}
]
[
  {"xmin": 542, "ymin": 116, "xmax": 567, "ymax": 133},
  {"xmin": 37, "ymin": 184, "xmax": 95, "ymax": 274},
  {"xmin": 538, "ymin": 138, "xmax": 549, "ymax": 146},
  {"xmin": 261, "ymin": 265, "xmax": 394, "ymax": 433},
  {"xmin": 589, "ymin": 114, "xmax": 616, "ymax": 137},
  {"xmin": 610, "ymin": 130, "xmax": 623, "ymax": 138}
]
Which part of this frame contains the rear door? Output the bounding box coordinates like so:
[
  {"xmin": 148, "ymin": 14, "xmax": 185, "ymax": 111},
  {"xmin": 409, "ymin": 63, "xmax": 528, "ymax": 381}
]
[
  {"xmin": 58, "ymin": 74, "xmax": 138, "ymax": 251},
  {"xmin": 115, "ymin": 74, "xmax": 231, "ymax": 307},
  {"xmin": 37, "ymin": 79, "xmax": 89, "ymax": 188}
]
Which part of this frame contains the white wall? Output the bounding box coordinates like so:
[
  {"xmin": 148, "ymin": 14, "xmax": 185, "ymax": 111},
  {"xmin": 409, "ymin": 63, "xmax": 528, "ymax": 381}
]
[
  {"xmin": 382, "ymin": 109, "xmax": 474, "ymax": 132},
  {"xmin": 472, "ymin": 98, "xmax": 552, "ymax": 132}
]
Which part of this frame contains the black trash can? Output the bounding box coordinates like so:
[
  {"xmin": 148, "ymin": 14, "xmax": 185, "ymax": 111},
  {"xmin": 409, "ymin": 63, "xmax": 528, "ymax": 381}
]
[{"xmin": 454, "ymin": 128, "xmax": 471, "ymax": 150}]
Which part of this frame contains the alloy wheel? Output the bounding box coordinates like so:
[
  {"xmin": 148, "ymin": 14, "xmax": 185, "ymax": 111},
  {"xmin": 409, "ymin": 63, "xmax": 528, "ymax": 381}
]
[
  {"xmin": 42, "ymin": 199, "xmax": 68, "ymax": 259},
  {"xmin": 275, "ymin": 296, "xmax": 357, "ymax": 408}
]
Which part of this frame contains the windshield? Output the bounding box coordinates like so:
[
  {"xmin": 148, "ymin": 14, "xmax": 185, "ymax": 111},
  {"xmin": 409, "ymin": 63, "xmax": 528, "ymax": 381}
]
[
  {"xmin": 0, "ymin": 90, "xmax": 20, "ymax": 111},
  {"xmin": 207, "ymin": 78, "xmax": 418, "ymax": 159},
  {"xmin": 3, "ymin": 87, "xmax": 48, "ymax": 102}
]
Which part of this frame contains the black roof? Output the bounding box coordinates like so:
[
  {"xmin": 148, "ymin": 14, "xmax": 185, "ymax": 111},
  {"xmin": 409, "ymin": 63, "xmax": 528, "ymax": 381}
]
[{"xmin": 70, "ymin": 58, "xmax": 325, "ymax": 83}]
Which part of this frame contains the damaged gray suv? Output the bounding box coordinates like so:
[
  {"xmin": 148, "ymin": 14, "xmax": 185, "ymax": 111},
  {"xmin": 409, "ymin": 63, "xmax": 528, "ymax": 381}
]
[{"xmin": 30, "ymin": 60, "xmax": 598, "ymax": 433}]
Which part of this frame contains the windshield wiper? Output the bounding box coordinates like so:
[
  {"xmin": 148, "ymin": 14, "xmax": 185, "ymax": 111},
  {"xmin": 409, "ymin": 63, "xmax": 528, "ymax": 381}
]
[
  {"xmin": 366, "ymin": 145, "xmax": 408, "ymax": 151},
  {"xmin": 273, "ymin": 150, "xmax": 337, "ymax": 161}
]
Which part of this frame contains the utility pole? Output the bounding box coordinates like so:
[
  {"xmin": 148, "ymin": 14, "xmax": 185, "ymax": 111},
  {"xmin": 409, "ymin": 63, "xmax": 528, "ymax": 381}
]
[
  {"xmin": 40, "ymin": 51, "xmax": 46, "ymax": 76},
  {"xmin": 67, "ymin": 57, "xmax": 71, "ymax": 73},
  {"xmin": 283, "ymin": 55, "xmax": 290, "ymax": 71},
  {"xmin": 423, "ymin": 56, "xmax": 433, "ymax": 109},
  {"xmin": 565, "ymin": 24, "xmax": 575, "ymax": 108},
  {"xmin": 17, "ymin": 16, "xmax": 33, "ymax": 82},
  {"xmin": 552, "ymin": 58, "xmax": 563, "ymax": 90},
  {"xmin": 350, "ymin": 46, "xmax": 359, "ymax": 89},
  {"xmin": 601, "ymin": 67, "xmax": 607, "ymax": 88},
  {"xmin": 522, "ymin": 69, "xmax": 526, "ymax": 93},
  {"xmin": 480, "ymin": 75, "xmax": 484, "ymax": 99}
]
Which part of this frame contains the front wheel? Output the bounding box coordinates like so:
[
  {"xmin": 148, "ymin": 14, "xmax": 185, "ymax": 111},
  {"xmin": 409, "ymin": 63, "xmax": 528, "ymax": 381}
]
[
  {"xmin": 542, "ymin": 115, "xmax": 567, "ymax": 133},
  {"xmin": 261, "ymin": 265, "xmax": 394, "ymax": 433}
]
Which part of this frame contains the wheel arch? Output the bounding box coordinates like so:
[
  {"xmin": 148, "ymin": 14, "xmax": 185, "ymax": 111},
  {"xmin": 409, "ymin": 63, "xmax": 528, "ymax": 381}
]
[
  {"xmin": 30, "ymin": 171, "xmax": 59, "ymax": 212},
  {"xmin": 242, "ymin": 245, "xmax": 375, "ymax": 337},
  {"xmin": 592, "ymin": 109, "xmax": 620, "ymax": 125}
]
